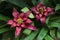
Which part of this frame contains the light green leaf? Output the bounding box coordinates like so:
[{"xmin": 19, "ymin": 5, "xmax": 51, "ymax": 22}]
[
  {"xmin": 24, "ymin": 30, "xmax": 39, "ymax": 40},
  {"xmin": 21, "ymin": 7, "xmax": 34, "ymax": 18},
  {"xmin": 55, "ymin": 4, "xmax": 60, "ymax": 11},
  {"xmin": 37, "ymin": 28, "xmax": 48, "ymax": 40},
  {"xmin": 28, "ymin": 13, "xmax": 34, "ymax": 18},
  {"xmin": 45, "ymin": 35, "xmax": 53, "ymax": 40},
  {"xmin": 23, "ymin": 29, "xmax": 32, "ymax": 35},
  {"xmin": 0, "ymin": 14, "xmax": 10, "ymax": 21},
  {"xmin": 21, "ymin": 7, "xmax": 29, "ymax": 13}
]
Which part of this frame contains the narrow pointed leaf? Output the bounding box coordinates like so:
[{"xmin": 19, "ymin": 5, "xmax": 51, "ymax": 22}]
[
  {"xmin": 0, "ymin": 28, "xmax": 10, "ymax": 34},
  {"xmin": 0, "ymin": 24, "xmax": 6, "ymax": 28},
  {"xmin": 57, "ymin": 28, "xmax": 60, "ymax": 40},
  {"xmin": 32, "ymin": 0, "xmax": 37, "ymax": 5},
  {"xmin": 37, "ymin": 28, "xmax": 48, "ymax": 40},
  {"xmin": 24, "ymin": 30, "xmax": 39, "ymax": 40},
  {"xmin": 50, "ymin": 29, "xmax": 55, "ymax": 38},
  {"xmin": 55, "ymin": 4, "xmax": 60, "ymax": 11},
  {"xmin": 48, "ymin": 22, "xmax": 60, "ymax": 28},
  {"xmin": 6, "ymin": 0, "xmax": 28, "ymax": 8},
  {"xmin": 0, "ymin": 14, "xmax": 10, "ymax": 21},
  {"xmin": 44, "ymin": 35, "xmax": 53, "ymax": 40}
]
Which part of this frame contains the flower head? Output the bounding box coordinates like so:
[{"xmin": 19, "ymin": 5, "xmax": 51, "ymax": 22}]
[
  {"xmin": 7, "ymin": 8, "xmax": 36, "ymax": 37},
  {"xmin": 31, "ymin": 2, "xmax": 53, "ymax": 23}
]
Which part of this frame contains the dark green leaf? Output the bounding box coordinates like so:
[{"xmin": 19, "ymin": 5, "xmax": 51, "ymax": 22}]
[
  {"xmin": 57, "ymin": 28, "xmax": 60, "ymax": 40},
  {"xmin": 0, "ymin": 14, "xmax": 10, "ymax": 21},
  {"xmin": 0, "ymin": 24, "xmax": 6, "ymax": 28},
  {"xmin": 38, "ymin": 0, "xmax": 51, "ymax": 6},
  {"xmin": 0, "ymin": 28, "xmax": 10, "ymax": 34},
  {"xmin": 6, "ymin": 0, "xmax": 28, "ymax": 8},
  {"xmin": 55, "ymin": 4, "xmax": 60, "ymax": 11},
  {"xmin": 32, "ymin": 0, "xmax": 37, "ymax": 5}
]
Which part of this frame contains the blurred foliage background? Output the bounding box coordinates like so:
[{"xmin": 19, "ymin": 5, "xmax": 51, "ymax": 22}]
[{"xmin": 0, "ymin": 0, "xmax": 60, "ymax": 40}]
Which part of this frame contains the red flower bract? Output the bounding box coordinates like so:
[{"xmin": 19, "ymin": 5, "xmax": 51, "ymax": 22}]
[
  {"xmin": 31, "ymin": 2, "xmax": 53, "ymax": 23},
  {"xmin": 7, "ymin": 8, "xmax": 36, "ymax": 37}
]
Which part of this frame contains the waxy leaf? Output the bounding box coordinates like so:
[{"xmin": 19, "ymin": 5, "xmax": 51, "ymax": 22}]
[
  {"xmin": 46, "ymin": 17, "xmax": 50, "ymax": 24},
  {"xmin": 45, "ymin": 35, "xmax": 53, "ymax": 40},
  {"xmin": 37, "ymin": 28, "xmax": 48, "ymax": 40},
  {"xmin": 24, "ymin": 30, "xmax": 39, "ymax": 40},
  {"xmin": 48, "ymin": 22, "xmax": 60, "ymax": 28},
  {"xmin": 50, "ymin": 29, "xmax": 55, "ymax": 38}
]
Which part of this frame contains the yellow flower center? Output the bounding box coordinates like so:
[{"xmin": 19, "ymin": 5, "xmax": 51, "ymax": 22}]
[
  {"xmin": 17, "ymin": 18, "xmax": 23, "ymax": 24},
  {"xmin": 39, "ymin": 7, "xmax": 43, "ymax": 14}
]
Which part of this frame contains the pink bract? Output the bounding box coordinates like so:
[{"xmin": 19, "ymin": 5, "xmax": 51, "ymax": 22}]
[
  {"xmin": 7, "ymin": 8, "xmax": 36, "ymax": 37},
  {"xmin": 31, "ymin": 2, "xmax": 53, "ymax": 23}
]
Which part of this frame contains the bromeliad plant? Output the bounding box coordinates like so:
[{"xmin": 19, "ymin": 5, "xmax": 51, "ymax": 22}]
[
  {"xmin": 31, "ymin": 2, "xmax": 53, "ymax": 23},
  {"xmin": 7, "ymin": 8, "xmax": 36, "ymax": 37},
  {"xmin": 0, "ymin": 0, "xmax": 60, "ymax": 40}
]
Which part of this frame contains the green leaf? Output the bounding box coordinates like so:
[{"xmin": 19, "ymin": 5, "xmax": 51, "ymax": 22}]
[
  {"xmin": 47, "ymin": 15, "xmax": 60, "ymax": 28},
  {"xmin": 24, "ymin": 30, "xmax": 39, "ymax": 40},
  {"xmin": 37, "ymin": 28, "xmax": 48, "ymax": 40},
  {"xmin": 21, "ymin": 7, "xmax": 34, "ymax": 18},
  {"xmin": 50, "ymin": 29, "xmax": 55, "ymax": 38},
  {"xmin": 44, "ymin": 35, "xmax": 53, "ymax": 40},
  {"xmin": 0, "ymin": 14, "xmax": 10, "ymax": 21},
  {"xmin": 2, "ymin": 32, "xmax": 10, "ymax": 40},
  {"xmin": 46, "ymin": 17, "xmax": 50, "ymax": 24},
  {"xmin": 55, "ymin": 4, "xmax": 60, "ymax": 11},
  {"xmin": 23, "ymin": 29, "xmax": 32, "ymax": 35},
  {"xmin": 21, "ymin": 7, "xmax": 29, "ymax": 13},
  {"xmin": 0, "ymin": 24, "xmax": 6, "ymax": 28},
  {"xmin": 32, "ymin": 0, "xmax": 37, "ymax": 5},
  {"xmin": 38, "ymin": 0, "xmax": 51, "ymax": 6},
  {"xmin": 48, "ymin": 22, "xmax": 60, "ymax": 28},
  {"xmin": 57, "ymin": 28, "xmax": 60, "ymax": 40},
  {"xmin": 6, "ymin": 0, "xmax": 28, "ymax": 8},
  {"xmin": 28, "ymin": 13, "xmax": 34, "ymax": 18},
  {"xmin": 0, "ymin": 0, "xmax": 5, "ymax": 3},
  {"xmin": 0, "ymin": 28, "xmax": 10, "ymax": 34}
]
